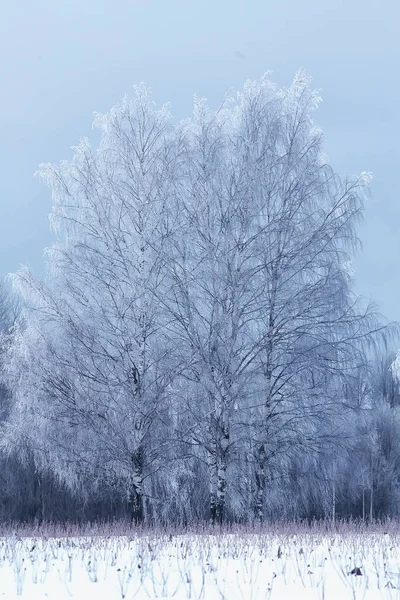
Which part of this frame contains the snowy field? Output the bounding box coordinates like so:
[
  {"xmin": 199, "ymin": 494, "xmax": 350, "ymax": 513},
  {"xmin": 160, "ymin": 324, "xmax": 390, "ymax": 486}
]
[{"xmin": 1, "ymin": 524, "xmax": 400, "ymax": 599}]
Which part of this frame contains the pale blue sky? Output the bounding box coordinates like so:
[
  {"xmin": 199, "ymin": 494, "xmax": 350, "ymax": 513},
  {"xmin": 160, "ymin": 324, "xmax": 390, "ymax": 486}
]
[{"xmin": 1, "ymin": 0, "xmax": 399, "ymax": 320}]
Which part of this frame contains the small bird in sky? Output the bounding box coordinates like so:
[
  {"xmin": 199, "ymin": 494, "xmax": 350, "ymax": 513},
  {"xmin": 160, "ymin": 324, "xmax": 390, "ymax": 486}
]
[{"xmin": 234, "ymin": 50, "xmax": 246, "ymax": 60}]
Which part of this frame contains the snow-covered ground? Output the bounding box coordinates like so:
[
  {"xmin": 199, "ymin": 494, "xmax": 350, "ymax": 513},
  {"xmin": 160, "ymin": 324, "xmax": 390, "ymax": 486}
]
[{"xmin": 1, "ymin": 526, "xmax": 400, "ymax": 599}]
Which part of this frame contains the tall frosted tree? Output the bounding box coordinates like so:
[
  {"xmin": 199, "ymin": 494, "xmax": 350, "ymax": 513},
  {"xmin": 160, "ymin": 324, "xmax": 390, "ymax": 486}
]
[
  {"xmin": 236, "ymin": 74, "xmax": 378, "ymax": 521},
  {"xmin": 2, "ymin": 86, "xmax": 182, "ymax": 522},
  {"xmin": 165, "ymin": 72, "xmax": 381, "ymax": 522}
]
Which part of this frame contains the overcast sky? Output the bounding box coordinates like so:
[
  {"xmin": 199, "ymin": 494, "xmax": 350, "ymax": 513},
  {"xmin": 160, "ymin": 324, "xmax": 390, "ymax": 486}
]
[{"xmin": 0, "ymin": 0, "xmax": 399, "ymax": 321}]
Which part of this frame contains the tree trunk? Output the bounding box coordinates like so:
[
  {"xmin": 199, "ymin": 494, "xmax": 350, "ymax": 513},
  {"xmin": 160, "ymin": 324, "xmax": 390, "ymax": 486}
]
[
  {"xmin": 255, "ymin": 444, "xmax": 266, "ymax": 522},
  {"xmin": 209, "ymin": 426, "xmax": 229, "ymax": 525},
  {"xmin": 369, "ymin": 484, "xmax": 373, "ymax": 523},
  {"xmin": 128, "ymin": 446, "xmax": 144, "ymax": 524},
  {"xmin": 258, "ymin": 298, "xmax": 276, "ymax": 523},
  {"xmin": 210, "ymin": 470, "xmax": 227, "ymax": 525},
  {"xmin": 38, "ymin": 475, "xmax": 46, "ymax": 524},
  {"xmin": 362, "ymin": 487, "xmax": 365, "ymax": 522}
]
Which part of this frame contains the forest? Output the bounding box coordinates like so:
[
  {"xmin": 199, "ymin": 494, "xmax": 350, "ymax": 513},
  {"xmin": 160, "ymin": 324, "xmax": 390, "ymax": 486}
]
[{"xmin": 0, "ymin": 72, "xmax": 399, "ymax": 526}]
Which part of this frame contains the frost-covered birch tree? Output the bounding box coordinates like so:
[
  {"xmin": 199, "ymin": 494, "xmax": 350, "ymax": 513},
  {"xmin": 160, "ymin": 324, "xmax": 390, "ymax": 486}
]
[
  {"xmin": 164, "ymin": 72, "xmax": 381, "ymax": 522},
  {"xmin": 235, "ymin": 73, "xmax": 379, "ymax": 521},
  {"xmin": 163, "ymin": 96, "xmax": 263, "ymax": 523},
  {"xmin": 2, "ymin": 86, "xmax": 181, "ymax": 522}
]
